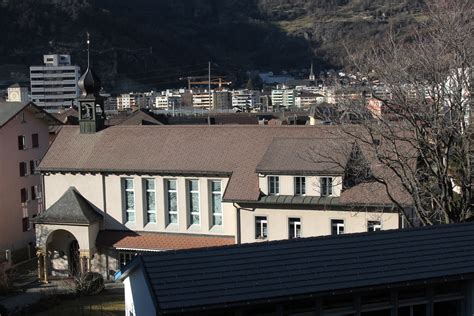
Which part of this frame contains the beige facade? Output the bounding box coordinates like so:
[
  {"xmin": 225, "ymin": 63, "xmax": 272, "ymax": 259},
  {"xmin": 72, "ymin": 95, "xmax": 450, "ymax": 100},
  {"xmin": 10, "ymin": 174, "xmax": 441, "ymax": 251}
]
[
  {"xmin": 41, "ymin": 171, "xmax": 399, "ymax": 252},
  {"xmin": 43, "ymin": 174, "xmax": 235, "ymax": 236},
  {"xmin": 240, "ymin": 208, "xmax": 399, "ymax": 244},
  {"xmin": 258, "ymin": 174, "xmax": 343, "ymax": 197},
  {"xmin": 0, "ymin": 106, "xmax": 50, "ymax": 254}
]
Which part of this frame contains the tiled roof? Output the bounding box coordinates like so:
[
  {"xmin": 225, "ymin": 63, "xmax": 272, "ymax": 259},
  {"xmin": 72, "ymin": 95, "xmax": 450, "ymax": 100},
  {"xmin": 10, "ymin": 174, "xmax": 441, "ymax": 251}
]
[
  {"xmin": 119, "ymin": 221, "xmax": 474, "ymax": 313},
  {"xmin": 33, "ymin": 187, "xmax": 103, "ymax": 225},
  {"xmin": 38, "ymin": 125, "xmax": 410, "ymax": 205},
  {"xmin": 53, "ymin": 107, "xmax": 79, "ymax": 125},
  {"xmin": 118, "ymin": 109, "xmax": 163, "ymax": 126},
  {"xmin": 96, "ymin": 230, "xmax": 234, "ymax": 251},
  {"xmin": 39, "ymin": 125, "xmax": 342, "ymax": 201},
  {"xmin": 256, "ymin": 137, "xmax": 349, "ymax": 175}
]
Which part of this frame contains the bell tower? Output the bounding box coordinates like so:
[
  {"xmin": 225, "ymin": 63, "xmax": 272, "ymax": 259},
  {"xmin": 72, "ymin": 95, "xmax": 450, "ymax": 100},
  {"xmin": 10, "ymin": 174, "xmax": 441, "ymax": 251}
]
[{"xmin": 78, "ymin": 33, "xmax": 105, "ymax": 134}]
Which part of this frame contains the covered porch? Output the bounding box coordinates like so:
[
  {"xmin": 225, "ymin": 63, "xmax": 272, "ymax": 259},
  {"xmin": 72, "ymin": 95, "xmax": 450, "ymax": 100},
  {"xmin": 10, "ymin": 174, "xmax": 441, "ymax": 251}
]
[{"xmin": 33, "ymin": 187, "xmax": 102, "ymax": 282}]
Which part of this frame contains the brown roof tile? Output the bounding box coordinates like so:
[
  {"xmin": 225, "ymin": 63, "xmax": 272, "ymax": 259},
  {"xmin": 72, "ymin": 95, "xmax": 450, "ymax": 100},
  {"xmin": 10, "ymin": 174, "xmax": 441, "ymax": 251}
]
[
  {"xmin": 39, "ymin": 125, "xmax": 411, "ymax": 206},
  {"xmin": 96, "ymin": 230, "xmax": 235, "ymax": 251},
  {"xmin": 39, "ymin": 125, "xmax": 342, "ymax": 201},
  {"xmin": 256, "ymin": 137, "xmax": 350, "ymax": 175}
]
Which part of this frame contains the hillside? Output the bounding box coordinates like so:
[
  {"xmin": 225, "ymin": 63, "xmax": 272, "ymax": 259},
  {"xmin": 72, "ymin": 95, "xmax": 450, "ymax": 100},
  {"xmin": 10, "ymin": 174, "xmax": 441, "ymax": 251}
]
[{"xmin": 0, "ymin": 0, "xmax": 424, "ymax": 91}]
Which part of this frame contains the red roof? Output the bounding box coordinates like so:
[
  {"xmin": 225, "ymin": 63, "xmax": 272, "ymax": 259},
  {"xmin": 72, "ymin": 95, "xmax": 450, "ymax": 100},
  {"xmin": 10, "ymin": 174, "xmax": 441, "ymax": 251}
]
[{"xmin": 96, "ymin": 230, "xmax": 235, "ymax": 251}]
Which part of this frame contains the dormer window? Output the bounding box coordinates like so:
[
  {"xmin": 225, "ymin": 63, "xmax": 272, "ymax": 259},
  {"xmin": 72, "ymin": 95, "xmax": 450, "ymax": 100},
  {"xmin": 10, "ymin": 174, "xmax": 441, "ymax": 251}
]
[
  {"xmin": 268, "ymin": 176, "xmax": 280, "ymax": 195},
  {"xmin": 320, "ymin": 177, "xmax": 333, "ymax": 196}
]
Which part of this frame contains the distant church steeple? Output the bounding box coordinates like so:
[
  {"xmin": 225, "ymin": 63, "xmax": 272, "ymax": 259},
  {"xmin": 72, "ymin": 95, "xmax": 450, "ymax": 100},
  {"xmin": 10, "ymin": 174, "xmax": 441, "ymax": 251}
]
[
  {"xmin": 309, "ymin": 61, "xmax": 316, "ymax": 82},
  {"xmin": 78, "ymin": 32, "xmax": 105, "ymax": 134}
]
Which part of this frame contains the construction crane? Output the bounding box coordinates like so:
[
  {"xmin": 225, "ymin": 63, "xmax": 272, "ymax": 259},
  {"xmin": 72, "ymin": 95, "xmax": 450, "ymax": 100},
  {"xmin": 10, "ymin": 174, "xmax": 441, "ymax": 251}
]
[{"xmin": 180, "ymin": 76, "xmax": 232, "ymax": 90}]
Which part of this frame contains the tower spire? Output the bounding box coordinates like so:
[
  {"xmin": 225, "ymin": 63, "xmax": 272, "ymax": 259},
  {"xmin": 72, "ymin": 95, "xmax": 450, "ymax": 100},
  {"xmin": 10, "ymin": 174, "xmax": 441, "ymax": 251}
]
[
  {"xmin": 86, "ymin": 32, "xmax": 90, "ymax": 69},
  {"xmin": 77, "ymin": 31, "xmax": 105, "ymax": 134}
]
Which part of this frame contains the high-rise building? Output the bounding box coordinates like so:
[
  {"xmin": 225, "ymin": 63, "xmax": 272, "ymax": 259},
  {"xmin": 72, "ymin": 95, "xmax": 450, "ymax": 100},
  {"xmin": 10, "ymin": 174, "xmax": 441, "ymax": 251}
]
[{"xmin": 30, "ymin": 54, "xmax": 81, "ymax": 112}]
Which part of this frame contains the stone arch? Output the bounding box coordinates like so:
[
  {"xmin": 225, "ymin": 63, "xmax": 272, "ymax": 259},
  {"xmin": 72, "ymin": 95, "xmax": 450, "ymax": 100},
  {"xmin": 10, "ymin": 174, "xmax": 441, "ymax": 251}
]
[{"xmin": 45, "ymin": 229, "xmax": 82, "ymax": 277}]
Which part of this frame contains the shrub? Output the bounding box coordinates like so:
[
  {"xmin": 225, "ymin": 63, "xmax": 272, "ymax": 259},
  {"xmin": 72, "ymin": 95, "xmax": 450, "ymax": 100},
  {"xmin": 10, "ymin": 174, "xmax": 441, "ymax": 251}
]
[
  {"xmin": 0, "ymin": 264, "xmax": 15, "ymax": 295},
  {"xmin": 75, "ymin": 272, "xmax": 104, "ymax": 295}
]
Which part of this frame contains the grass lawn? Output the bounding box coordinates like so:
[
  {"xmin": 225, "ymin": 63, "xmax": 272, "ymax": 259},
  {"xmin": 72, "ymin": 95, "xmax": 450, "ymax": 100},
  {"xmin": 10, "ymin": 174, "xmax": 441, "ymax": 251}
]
[{"xmin": 32, "ymin": 288, "xmax": 124, "ymax": 316}]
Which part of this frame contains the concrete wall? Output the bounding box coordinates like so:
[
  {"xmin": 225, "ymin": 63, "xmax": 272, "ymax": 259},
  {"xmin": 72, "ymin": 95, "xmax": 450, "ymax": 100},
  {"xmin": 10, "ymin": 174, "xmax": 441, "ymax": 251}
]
[
  {"xmin": 259, "ymin": 175, "xmax": 343, "ymax": 197},
  {"xmin": 123, "ymin": 268, "xmax": 156, "ymax": 316},
  {"xmin": 91, "ymin": 248, "xmax": 119, "ymax": 280},
  {"xmin": 240, "ymin": 207, "xmax": 399, "ymax": 243},
  {"xmin": 0, "ymin": 107, "xmax": 49, "ymax": 250}
]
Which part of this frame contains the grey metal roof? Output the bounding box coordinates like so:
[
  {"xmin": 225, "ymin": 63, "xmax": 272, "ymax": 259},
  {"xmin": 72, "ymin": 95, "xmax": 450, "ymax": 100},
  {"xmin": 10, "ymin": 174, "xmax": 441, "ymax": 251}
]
[
  {"xmin": 0, "ymin": 101, "xmax": 63, "ymax": 127},
  {"xmin": 0, "ymin": 102, "xmax": 28, "ymax": 127},
  {"xmin": 252, "ymin": 195, "xmax": 340, "ymax": 206},
  {"xmin": 122, "ymin": 221, "xmax": 474, "ymax": 313},
  {"xmin": 33, "ymin": 187, "xmax": 103, "ymax": 225}
]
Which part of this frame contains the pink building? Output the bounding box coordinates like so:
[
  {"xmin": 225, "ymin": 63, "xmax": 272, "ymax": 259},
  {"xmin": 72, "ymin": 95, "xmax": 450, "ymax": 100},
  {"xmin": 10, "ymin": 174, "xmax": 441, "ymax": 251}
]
[{"xmin": 0, "ymin": 101, "xmax": 60, "ymax": 265}]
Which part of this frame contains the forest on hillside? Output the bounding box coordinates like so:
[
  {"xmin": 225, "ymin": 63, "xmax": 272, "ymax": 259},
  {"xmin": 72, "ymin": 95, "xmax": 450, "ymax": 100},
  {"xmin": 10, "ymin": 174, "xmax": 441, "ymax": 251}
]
[{"xmin": 0, "ymin": 0, "xmax": 424, "ymax": 90}]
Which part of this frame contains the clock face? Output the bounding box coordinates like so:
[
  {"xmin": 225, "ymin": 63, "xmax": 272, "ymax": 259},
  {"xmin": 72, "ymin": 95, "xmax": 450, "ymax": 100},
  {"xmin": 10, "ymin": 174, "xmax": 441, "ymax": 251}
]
[{"xmin": 10, "ymin": 92, "xmax": 19, "ymax": 100}]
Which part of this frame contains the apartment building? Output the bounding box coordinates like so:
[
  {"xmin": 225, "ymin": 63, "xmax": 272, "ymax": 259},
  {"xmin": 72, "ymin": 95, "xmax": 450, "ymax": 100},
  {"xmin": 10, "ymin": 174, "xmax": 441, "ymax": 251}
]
[
  {"xmin": 33, "ymin": 67, "xmax": 410, "ymax": 281},
  {"xmin": 295, "ymin": 91, "xmax": 325, "ymax": 108},
  {"xmin": 0, "ymin": 101, "xmax": 59, "ymax": 265},
  {"xmin": 30, "ymin": 54, "xmax": 81, "ymax": 112},
  {"xmin": 192, "ymin": 90, "xmax": 231, "ymax": 110},
  {"xmin": 116, "ymin": 93, "xmax": 138, "ymax": 111},
  {"xmin": 155, "ymin": 90, "xmax": 182, "ymax": 110},
  {"xmin": 232, "ymin": 89, "xmax": 261, "ymax": 110},
  {"xmin": 271, "ymin": 89, "xmax": 296, "ymax": 109}
]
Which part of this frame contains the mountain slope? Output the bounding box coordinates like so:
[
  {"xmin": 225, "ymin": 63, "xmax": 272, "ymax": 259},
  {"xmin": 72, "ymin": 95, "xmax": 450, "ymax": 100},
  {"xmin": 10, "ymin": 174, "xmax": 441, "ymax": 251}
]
[{"xmin": 0, "ymin": 0, "xmax": 424, "ymax": 90}]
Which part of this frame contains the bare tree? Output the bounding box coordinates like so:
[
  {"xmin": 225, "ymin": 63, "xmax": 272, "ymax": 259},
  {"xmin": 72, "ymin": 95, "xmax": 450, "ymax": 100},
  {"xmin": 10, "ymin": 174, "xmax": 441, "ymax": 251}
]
[{"xmin": 339, "ymin": 0, "xmax": 473, "ymax": 226}]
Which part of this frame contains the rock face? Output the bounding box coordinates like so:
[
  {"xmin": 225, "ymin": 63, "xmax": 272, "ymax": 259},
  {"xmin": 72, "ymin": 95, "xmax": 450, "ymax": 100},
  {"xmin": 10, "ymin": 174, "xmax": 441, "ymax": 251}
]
[{"xmin": 0, "ymin": 0, "xmax": 423, "ymax": 87}]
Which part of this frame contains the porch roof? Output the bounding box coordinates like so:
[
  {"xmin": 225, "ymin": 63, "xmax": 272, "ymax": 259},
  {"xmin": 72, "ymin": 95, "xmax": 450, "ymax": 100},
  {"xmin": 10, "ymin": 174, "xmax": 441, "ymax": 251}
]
[
  {"xmin": 33, "ymin": 187, "xmax": 103, "ymax": 225},
  {"xmin": 96, "ymin": 230, "xmax": 235, "ymax": 251}
]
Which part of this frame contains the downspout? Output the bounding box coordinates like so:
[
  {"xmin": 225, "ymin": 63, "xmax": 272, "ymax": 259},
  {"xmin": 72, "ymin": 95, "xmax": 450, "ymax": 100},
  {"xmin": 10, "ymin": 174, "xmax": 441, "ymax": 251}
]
[
  {"xmin": 101, "ymin": 173, "xmax": 109, "ymax": 280},
  {"xmin": 233, "ymin": 203, "xmax": 241, "ymax": 244},
  {"xmin": 41, "ymin": 173, "xmax": 46, "ymax": 212}
]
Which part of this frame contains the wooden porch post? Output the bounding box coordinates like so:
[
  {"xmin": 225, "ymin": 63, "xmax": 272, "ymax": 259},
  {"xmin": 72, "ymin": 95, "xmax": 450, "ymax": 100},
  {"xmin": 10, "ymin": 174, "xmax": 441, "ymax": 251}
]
[
  {"xmin": 43, "ymin": 254, "xmax": 48, "ymax": 283},
  {"xmin": 37, "ymin": 253, "xmax": 44, "ymax": 281}
]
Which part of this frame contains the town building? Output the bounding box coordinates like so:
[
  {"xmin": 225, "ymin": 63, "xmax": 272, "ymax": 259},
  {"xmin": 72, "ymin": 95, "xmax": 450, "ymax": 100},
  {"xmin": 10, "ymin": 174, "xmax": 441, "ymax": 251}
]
[
  {"xmin": 191, "ymin": 90, "xmax": 212, "ymax": 109},
  {"xmin": 33, "ymin": 66, "xmax": 410, "ymax": 282},
  {"xmin": 191, "ymin": 90, "xmax": 232, "ymax": 110},
  {"xmin": 212, "ymin": 90, "xmax": 232, "ymax": 110},
  {"xmin": 117, "ymin": 221, "xmax": 474, "ymax": 316},
  {"xmin": 231, "ymin": 90, "xmax": 261, "ymax": 110},
  {"xmin": 116, "ymin": 93, "xmax": 138, "ymax": 111},
  {"xmin": 0, "ymin": 101, "xmax": 60, "ymax": 266},
  {"xmin": 271, "ymin": 89, "xmax": 296, "ymax": 109},
  {"xmin": 295, "ymin": 91, "xmax": 325, "ymax": 108},
  {"xmin": 154, "ymin": 90, "xmax": 182, "ymax": 110},
  {"xmin": 30, "ymin": 54, "xmax": 81, "ymax": 112}
]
